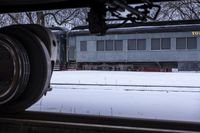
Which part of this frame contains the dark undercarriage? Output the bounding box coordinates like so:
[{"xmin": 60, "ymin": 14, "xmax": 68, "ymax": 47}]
[{"xmin": 77, "ymin": 62, "xmax": 177, "ymax": 72}]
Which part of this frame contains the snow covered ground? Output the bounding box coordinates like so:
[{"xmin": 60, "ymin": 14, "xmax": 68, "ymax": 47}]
[
  {"xmin": 51, "ymin": 71, "xmax": 200, "ymax": 87},
  {"xmin": 28, "ymin": 71, "xmax": 200, "ymax": 122}
]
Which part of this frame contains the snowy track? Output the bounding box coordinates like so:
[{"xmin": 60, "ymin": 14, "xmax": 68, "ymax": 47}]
[
  {"xmin": 51, "ymin": 71, "xmax": 200, "ymax": 87},
  {"xmin": 51, "ymin": 82, "xmax": 200, "ymax": 89},
  {"xmin": 51, "ymin": 83, "xmax": 200, "ymax": 93},
  {"xmin": 29, "ymin": 71, "xmax": 200, "ymax": 122}
]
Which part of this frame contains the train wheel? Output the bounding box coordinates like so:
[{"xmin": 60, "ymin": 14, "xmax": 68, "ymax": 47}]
[
  {"xmin": 0, "ymin": 25, "xmax": 51, "ymax": 113},
  {"xmin": 0, "ymin": 34, "xmax": 30, "ymax": 106}
]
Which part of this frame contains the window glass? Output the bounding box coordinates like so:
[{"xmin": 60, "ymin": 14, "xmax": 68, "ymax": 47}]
[
  {"xmin": 114, "ymin": 40, "xmax": 123, "ymax": 51},
  {"xmin": 105, "ymin": 40, "xmax": 113, "ymax": 51},
  {"xmin": 80, "ymin": 41, "xmax": 87, "ymax": 51},
  {"xmin": 137, "ymin": 39, "xmax": 146, "ymax": 50},
  {"xmin": 128, "ymin": 39, "xmax": 136, "ymax": 50},
  {"xmin": 151, "ymin": 38, "xmax": 160, "ymax": 50},
  {"xmin": 96, "ymin": 40, "xmax": 105, "ymax": 51},
  {"xmin": 161, "ymin": 38, "xmax": 171, "ymax": 50},
  {"xmin": 187, "ymin": 37, "xmax": 197, "ymax": 49},
  {"xmin": 176, "ymin": 38, "xmax": 186, "ymax": 49}
]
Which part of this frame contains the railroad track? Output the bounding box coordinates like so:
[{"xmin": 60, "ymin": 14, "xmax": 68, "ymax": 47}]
[
  {"xmin": 51, "ymin": 83, "xmax": 200, "ymax": 89},
  {"xmin": 0, "ymin": 111, "xmax": 200, "ymax": 133}
]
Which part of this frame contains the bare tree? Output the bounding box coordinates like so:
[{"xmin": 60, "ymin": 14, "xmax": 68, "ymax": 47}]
[
  {"xmin": 157, "ymin": 0, "xmax": 200, "ymax": 21},
  {"xmin": 0, "ymin": 8, "xmax": 88, "ymax": 29},
  {"xmin": 45, "ymin": 8, "xmax": 88, "ymax": 28}
]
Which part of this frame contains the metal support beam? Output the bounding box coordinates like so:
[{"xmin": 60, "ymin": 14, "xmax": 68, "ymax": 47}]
[
  {"xmin": 0, "ymin": 111, "xmax": 200, "ymax": 133},
  {"xmin": 0, "ymin": 0, "xmax": 180, "ymax": 13}
]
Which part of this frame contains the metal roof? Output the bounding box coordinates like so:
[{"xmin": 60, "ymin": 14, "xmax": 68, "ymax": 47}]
[{"xmin": 69, "ymin": 20, "xmax": 200, "ymax": 36}]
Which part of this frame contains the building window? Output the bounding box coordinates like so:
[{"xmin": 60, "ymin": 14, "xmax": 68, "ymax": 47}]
[
  {"xmin": 161, "ymin": 38, "xmax": 171, "ymax": 50},
  {"xmin": 187, "ymin": 37, "xmax": 197, "ymax": 49},
  {"xmin": 137, "ymin": 39, "xmax": 146, "ymax": 50},
  {"xmin": 80, "ymin": 41, "xmax": 87, "ymax": 51},
  {"xmin": 128, "ymin": 39, "xmax": 136, "ymax": 50},
  {"xmin": 151, "ymin": 38, "xmax": 160, "ymax": 50},
  {"xmin": 105, "ymin": 40, "xmax": 113, "ymax": 51},
  {"xmin": 96, "ymin": 40, "xmax": 105, "ymax": 51},
  {"xmin": 176, "ymin": 38, "xmax": 186, "ymax": 49},
  {"xmin": 114, "ymin": 40, "xmax": 123, "ymax": 51}
]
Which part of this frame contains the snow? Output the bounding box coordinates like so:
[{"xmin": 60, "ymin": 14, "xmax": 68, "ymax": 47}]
[
  {"xmin": 29, "ymin": 71, "xmax": 200, "ymax": 122},
  {"xmin": 51, "ymin": 71, "xmax": 200, "ymax": 87}
]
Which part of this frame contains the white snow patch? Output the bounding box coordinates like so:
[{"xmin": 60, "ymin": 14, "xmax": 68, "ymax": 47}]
[
  {"xmin": 28, "ymin": 71, "xmax": 200, "ymax": 122},
  {"xmin": 51, "ymin": 71, "xmax": 200, "ymax": 87}
]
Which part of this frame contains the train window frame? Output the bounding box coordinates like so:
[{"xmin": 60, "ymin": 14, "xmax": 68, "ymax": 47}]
[
  {"xmin": 96, "ymin": 40, "xmax": 105, "ymax": 51},
  {"xmin": 80, "ymin": 41, "xmax": 87, "ymax": 52},
  {"xmin": 151, "ymin": 38, "xmax": 160, "ymax": 50},
  {"xmin": 187, "ymin": 37, "xmax": 197, "ymax": 50},
  {"xmin": 105, "ymin": 40, "xmax": 114, "ymax": 51},
  {"xmin": 176, "ymin": 37, "xmax": 186, "ymax": 50},
  {"xmin": 137, "ymin": 39, "xmax": 146, "ymax": 50},
  {"xmin": 161, "ymin": 38, "xmax": 171, "ymax": 50},
  {"xmin": 114, "ymin": 40, "xmax": 123, "ymax": 51},
  {"xmin": 128, "ymin": 39, "xmax": 137, "ymax": 50}
]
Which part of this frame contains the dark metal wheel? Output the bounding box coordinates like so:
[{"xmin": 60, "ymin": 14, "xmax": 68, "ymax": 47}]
[
  {"xmin": 0, "ymin": 34, "xmax": 30, "ymax": 105},
  {"xmin": 0, "ymin": 25, "xmax": 52, "ymax": 112}
]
